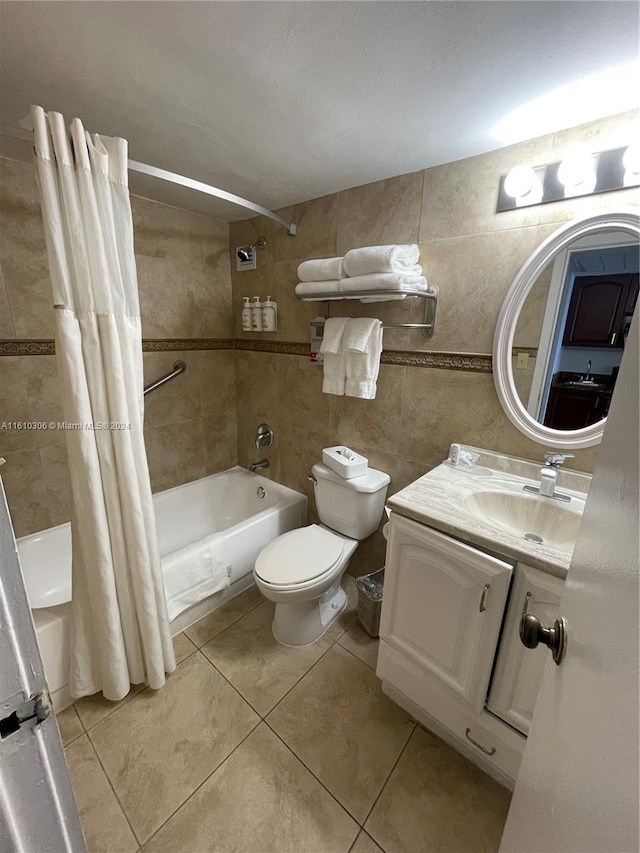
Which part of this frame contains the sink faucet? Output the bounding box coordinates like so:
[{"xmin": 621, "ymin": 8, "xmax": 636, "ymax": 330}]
[
  {"xmin": 249, "ymin": 458, "xmax": 269, "ymax": 473},
  {"xmin": 523, "ymin": 452, "xmax": 574, "ymax": 502},
  {"xmin": 582, "ymin": 360, "xmax": 592, "ymax": 382}
]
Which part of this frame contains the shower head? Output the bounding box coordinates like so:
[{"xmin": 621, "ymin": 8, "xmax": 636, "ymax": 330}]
[{"xmin": 236, "ymin": 238, "xmax": 266, "ymax": 263}]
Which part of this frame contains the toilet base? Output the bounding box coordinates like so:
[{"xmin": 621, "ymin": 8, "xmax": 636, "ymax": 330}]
[{"xmin": 272, "ymin": 581, "xmax": 347, "ymax": 647}]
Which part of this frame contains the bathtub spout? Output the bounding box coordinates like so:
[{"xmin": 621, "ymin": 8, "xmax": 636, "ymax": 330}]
[{"xmin": 249, "ymin": 458, "xmax": 270, "ymax": 473}]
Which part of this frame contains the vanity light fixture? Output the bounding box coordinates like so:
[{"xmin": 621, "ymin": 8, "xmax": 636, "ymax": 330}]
[{"xmin": 497, "ymin": 144, "xmax": 640, "ymax": 212}]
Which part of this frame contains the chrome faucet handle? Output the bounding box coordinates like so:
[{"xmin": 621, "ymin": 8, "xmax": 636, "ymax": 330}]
[{"xmin": 543, "ymin": 451, "xmax": 575, "ymax": 468}]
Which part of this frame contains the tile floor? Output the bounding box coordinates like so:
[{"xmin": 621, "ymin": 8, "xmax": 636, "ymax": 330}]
[{"xmin": 56, "ymin": 577, "xmax": 511, "ymax": 853}]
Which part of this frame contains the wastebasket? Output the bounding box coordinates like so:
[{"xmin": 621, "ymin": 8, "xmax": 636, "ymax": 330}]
[{"xmin": 356, "ymin": 568, "xmax": 385, "ymax": 638}]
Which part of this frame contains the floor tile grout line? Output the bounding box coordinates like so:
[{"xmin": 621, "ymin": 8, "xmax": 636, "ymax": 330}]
[
  {"xmin": 264, "ymin": 719, "xmax": 365, "ymax": 832},
  {"xmin": 140, "ymin": 716, "xmax": 264, "ymax": 849},
  {"xmin": 336, "ymin": 635, "xmax": 379, "ymax": 671},
  {"xmin": 195, "ymin": 647, "xmax": 270, "ymax": 719},
  {"xmin": 185, "ymin": 592, "xmax": 264, "ymax": 649},
  {"xmin": 360, "ymin": 719, "xmax": 418, "ymax": 833},
  {"xmin": 348, "ymin": 828, "xmax": 387, "ymax": 853},
  {"xmin": 75, "ymin": 684, "xmax": 144, "ymax": 734},
  {"xmin": 84, "ymin": 726, "xmax": 142, "ymax": 847}
]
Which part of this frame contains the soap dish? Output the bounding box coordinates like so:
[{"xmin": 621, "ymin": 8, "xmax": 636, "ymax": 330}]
[{"xmin": 322, "ymin": 446, "xmax": 368, "ymax": 479}]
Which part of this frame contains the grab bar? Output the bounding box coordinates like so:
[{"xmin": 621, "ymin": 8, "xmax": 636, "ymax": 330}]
[{"xmin": 143, "ymin": 360, "xmax": 186, "ymax": 397}]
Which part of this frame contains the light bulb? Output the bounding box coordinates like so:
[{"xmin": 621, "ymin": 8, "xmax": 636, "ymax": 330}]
[
  {"xmin": 558, "ymin": 150, "xmax": 596, "ymax": 197},
  {"xmin": 503, "ymin": 165, "xmax": 542, "ymax": 206}
]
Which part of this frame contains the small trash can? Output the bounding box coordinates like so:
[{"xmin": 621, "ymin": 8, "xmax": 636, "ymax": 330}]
[{"xmin": 356, "ymin": 568, "xmax": 385, "ymax": 638}]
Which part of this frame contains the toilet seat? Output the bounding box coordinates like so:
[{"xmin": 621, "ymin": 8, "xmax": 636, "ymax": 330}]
[{"xmin": 254, "ymin": 524, "xmax": 345, "ymax": 587}]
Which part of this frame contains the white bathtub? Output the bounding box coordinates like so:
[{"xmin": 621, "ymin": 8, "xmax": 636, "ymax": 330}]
[{"xmin": 17, "ymin": 466, "xmax": 306, "ymax": 709}]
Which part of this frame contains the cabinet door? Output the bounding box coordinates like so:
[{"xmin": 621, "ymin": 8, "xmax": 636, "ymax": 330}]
[
  {"xmin": 562, "ymin": 275, "xmax": 630, "ymax": 348},
  {"xmin": 380, "ymin": 515, "xmax": 513, "ymax": 712},
  {"xmin": 487, "ymin": 564, "xmax": 564, "ymax": 735},
  {"xmin": 544, "ymin": 387, "xmax": 599, "ymax": 429}
]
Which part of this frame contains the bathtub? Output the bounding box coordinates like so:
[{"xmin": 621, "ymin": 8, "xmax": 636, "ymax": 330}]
[{"xmin": 17, "ymin": 466, "xmax": 307, "ymax": 709}]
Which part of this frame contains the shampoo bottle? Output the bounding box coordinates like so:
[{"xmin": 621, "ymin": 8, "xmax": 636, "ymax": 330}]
[
  {"xmin": 262, "ymin": 296, "xmax": 278, "ymax": 332},
  {"xmin": 241, "ymin": 297, "xmax": 252, "ymax": 331},
  {"xmin": 252, "ymin": 296, "xmax": 263, "ymax": 331}
]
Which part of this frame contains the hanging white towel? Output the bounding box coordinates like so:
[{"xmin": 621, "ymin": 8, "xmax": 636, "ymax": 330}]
[
  {"xmin": 295, "ymin": 281, "xmax": 340, "ymax": 298},
  {"xmin": 163, "ymin": 533, "xmax": 231, "ymax": 621},
  {"xmin": 342, "ymin": 244, "xmax": 421, "ymax": 277},
  {"xmin": 344, "ymin": 319, "xmax": 384, "ymax": 400},
  {"xmin": 320, "ymin": 317, "xmax": 349, "ymax": 395},
  {"xmin": 297, "ymin": 258, "xmax": 344, "ymax": 282}
]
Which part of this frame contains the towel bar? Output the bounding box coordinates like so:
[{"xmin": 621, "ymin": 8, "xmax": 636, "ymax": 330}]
[
  {"xmin": 144, "ymin": 360, "xmax": 186, "ymax": 397},
  {"xmin": 301, "ymin": 287, "xmax": 438, "ymax": 337}
]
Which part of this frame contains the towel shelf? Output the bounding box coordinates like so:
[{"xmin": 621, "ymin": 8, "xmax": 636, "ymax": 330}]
[{"xmin": 299, "ymin": 287, "xmax": 438, "ymax": 337}]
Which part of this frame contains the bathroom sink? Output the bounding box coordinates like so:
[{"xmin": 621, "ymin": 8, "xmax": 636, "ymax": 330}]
[{"xmin": 463, "ymin": 490, "xmax": 583, "ymax": 552}]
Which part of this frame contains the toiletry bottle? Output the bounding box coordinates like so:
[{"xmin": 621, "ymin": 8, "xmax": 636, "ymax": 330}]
[
  {"xmin": 241, "ymin": 297, "xmax": 252, "ymax": 331},
  {"xmin": 262, "ymin": 296, "xmax": 278, "ymax": 332},
  {"xmin": 252, "ymin": 296, "xmax": 263, "ymax": 331}
]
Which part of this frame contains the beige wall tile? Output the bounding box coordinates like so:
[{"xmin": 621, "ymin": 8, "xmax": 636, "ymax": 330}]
[
  {"xmin": 143, "ymin": 351, "xmax": 202, "ymax": 427},
  {"xmin": 0, "ymin": 356, "xmax": 35, "ymax": 455},
  {"xmin": 0, "ymin": 264, "xmax": 15, "ymax": 336},
  {"xmin": 144, "ymin": 418, "xmax": 207, "ymax": 493},
  {"xmin": 274, "ymin": 193, "xmax": 338, "ymax": 263},
  {"xmin": 337, "ymin": 171, "xmax": 423, "ymax": 255},
  {"xmin": 1, "ymin": 447, "xmax": 52, "ymax": 536}
]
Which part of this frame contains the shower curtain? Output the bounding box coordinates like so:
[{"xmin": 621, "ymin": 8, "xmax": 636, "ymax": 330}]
[{"xmin": 31, "ymin": 106, "xmax": 175, "ymax": 700}]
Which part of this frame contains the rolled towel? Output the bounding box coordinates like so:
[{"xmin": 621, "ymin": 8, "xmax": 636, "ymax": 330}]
[
  {"xmin": 298, "ymin": 257, "xmax": 344, "ymax": 282},
  {"xmin": 344, "ymin": 319, "xmax": 383, "ymax": 400},
  {"xmin": 339, "ymin": 273, "xmax": 428, "ymax": 294},
  {"xmin": 343, "ymin": 244, "xmax": 421, "ymax": 277},
  {"xmin": 295, "ymin": 281, "xmax": 340, "ymax": 298},
  {"xmin": 320, "ymin": 317, "xmax": 349, "ymax": 396}
]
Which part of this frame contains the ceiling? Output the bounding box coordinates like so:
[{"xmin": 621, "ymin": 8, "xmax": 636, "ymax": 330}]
[{"xmin": 1, "ymin": 1, "xmax": 638, "ymax": 221}]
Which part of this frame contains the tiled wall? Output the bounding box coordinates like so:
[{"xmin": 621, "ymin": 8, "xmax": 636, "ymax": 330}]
[
  {"xmin": 0, "ymin": 157, "xmax": 236, "ymax": 536},
  {"xmin": 230, "ymin": 110, "xmax": 639, "ymax": 575}
]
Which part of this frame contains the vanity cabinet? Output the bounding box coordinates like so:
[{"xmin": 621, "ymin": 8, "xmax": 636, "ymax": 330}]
[
  {"xmin": 379, "ymin": 515, "xmax": 512, "ymax": 711},
  {"xmin": 487, "ymin": 564, "xmax": 564, "ymax": 734},
  {"xmin": 377, "ymin": 513, "xmax": 566, "ymax": 787}
]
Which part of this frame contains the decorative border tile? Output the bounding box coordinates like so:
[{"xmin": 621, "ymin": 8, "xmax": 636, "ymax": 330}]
[
  {"xmin": 0, "ymin": 340, "xmax": 55, "ymax": 356},
  {"xmin": 382, "ymin": 350, "xmax": 492, "ymax": 372},
  {"xmin": 234, "ymin": 339, "xmax": 309, "ymax": 357},
  {"xmin": 0, "ymin": 338, "xmax": 493, "ymax": 372},
  {"xmin": 141, "ymin": 338, "xmax": 235, "ymax": 352}
]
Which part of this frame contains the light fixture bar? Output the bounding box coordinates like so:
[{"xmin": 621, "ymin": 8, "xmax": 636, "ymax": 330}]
[{"xmin": 496, "ymin": 146, "xmax": 639, "ymax": 213}]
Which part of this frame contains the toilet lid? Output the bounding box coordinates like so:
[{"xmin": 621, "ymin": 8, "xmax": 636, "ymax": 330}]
[{"xmin": 255, "ymin": 525, "xmax": 344, "ymax": 586}]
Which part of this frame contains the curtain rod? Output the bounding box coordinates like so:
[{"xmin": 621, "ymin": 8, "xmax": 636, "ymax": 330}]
[{"xmin": 1, "ymin": 126, "xmax": 297, "ymax": 235}]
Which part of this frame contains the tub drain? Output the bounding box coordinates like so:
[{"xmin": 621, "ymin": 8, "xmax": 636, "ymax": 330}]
[{"xmin": 524, "ymin": 532, "xmax": 544, "ymax": 544}]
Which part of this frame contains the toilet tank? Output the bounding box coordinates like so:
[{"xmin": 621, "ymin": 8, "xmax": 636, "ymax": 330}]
[{"xmin": 312, "ymin": 462, "xmax": 390, "ymax": 540}]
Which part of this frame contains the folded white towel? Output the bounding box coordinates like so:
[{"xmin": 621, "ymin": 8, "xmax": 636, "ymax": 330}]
[
  {"xmin": 320, "ymin": 317, "xmax": 349, "ymax": 395},
  {"xmin": 163, "ymin": 533, "xmax": 231, "ymax": 620},
  {"xmin": 345, "ymin": 319, "xmax": 383, "ymax": 400},
  {"xmin": 343, "ymin": 244, "xmax": 421, "ymax": 277},
  {"xmin": 295, "ymin": 281, "xmax": 340, "ymax": 298},
  {"xmin": 298, "ymin": 257, "xmax": 344, "ymax": 282},
  {"xmin": 339, "ymin": 273, "xmax": 428, "ymax": 295}
]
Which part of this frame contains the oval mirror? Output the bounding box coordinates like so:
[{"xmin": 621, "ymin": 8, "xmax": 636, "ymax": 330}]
[{"xmin": 493, "ymin": 210, "xmax": 639, "ymax": 449}]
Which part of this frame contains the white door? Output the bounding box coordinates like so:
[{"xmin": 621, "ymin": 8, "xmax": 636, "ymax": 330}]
[
  {"xmin": 0, "ymin": 477, "xmax": 85, "ymax": 852},
  {"xmin": 381, "ymin": 515, "xmax": 513, "ymax": 712},
  {"xmin": 487, "ymin": 564, "xmax": 564, "ymax": 735},
  {"xmin": 500, "ymin": 311, "xmax": 639, "ymax": 852}
]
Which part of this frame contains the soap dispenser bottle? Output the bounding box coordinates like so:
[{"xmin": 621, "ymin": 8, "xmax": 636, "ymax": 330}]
[
  {"xmin": 251, "ymin": 296, "xmax": 263, "ymax": 331},
  {"xmin": 241, "ymin": 297, "xmax": 252, "ymax": 331},
  {"xmin": 262, "ymin": 296, "xmax": 278, "ymax": 332}
]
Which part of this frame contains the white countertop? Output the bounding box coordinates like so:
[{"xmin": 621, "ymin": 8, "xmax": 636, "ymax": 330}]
[{"xmin": 387, "ymin": 447, "xmax": 591, "ymax": 579}]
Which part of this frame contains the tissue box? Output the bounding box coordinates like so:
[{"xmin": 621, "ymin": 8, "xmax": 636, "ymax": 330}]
[{"xmin": 322, "ymin": 446, "xmax": 368, "ymax": 479}]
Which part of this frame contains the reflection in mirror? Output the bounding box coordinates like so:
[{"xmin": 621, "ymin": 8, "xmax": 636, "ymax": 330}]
[{"xmin": 512, "ymin": 230, "xmax": 639, "ymax": 431}]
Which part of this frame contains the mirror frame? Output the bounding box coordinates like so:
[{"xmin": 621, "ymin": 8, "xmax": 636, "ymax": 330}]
[{"xmin": 493, "ymin": 209, "xmax": 640, "ymax": 449}]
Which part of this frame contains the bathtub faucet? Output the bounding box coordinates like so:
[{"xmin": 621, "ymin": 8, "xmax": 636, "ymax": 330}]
[{"xmin": 250, "ymin": 458, "xmax": 270, "ymax": 473}]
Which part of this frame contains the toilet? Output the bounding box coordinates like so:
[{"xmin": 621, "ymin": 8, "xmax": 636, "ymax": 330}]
[{"xmin": 253, "ymin": 461, "xmax": 390, "ymax": 647}]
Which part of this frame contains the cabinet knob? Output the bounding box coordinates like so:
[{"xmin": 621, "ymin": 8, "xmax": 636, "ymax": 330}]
[{"xmin": 519, "ymin": 612, "xmax": 567, "ymax": 665}]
